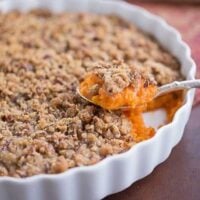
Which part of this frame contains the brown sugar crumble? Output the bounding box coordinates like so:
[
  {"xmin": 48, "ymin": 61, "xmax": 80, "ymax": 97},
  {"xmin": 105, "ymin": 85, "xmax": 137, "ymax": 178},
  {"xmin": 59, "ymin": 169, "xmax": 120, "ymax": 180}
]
[
  {"xmin": 85, "ymin": 60, "xmax": 156, "ymax": 95},
  {"xmin": 0, "ymin": 10, "xmax": 183, "ymax": 177}
]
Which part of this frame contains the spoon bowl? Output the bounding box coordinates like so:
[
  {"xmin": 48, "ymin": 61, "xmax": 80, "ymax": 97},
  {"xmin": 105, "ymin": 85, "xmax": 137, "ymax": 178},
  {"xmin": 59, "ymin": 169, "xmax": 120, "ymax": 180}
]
[{"xmin": 77, "ymin": 79, "xmax": 200, "ymax": 110}]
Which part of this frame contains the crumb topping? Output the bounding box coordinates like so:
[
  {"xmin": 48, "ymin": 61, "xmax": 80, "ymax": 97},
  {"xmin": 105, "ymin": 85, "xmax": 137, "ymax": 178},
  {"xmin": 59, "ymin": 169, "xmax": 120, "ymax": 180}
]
[
  {"xmin": 86, "ymin": 60, "xmax": 156, "ymax": 95},
  {"xmin": 0, "ymin": 10, "xmax": 182, "ymax": 177}
]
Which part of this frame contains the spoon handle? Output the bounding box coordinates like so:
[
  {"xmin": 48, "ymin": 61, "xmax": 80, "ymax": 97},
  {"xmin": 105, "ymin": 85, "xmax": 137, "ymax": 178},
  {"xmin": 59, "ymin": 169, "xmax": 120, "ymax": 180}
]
[{"xmin": 156, "ymin": 79, "xmax": 200, "ymax": 97}]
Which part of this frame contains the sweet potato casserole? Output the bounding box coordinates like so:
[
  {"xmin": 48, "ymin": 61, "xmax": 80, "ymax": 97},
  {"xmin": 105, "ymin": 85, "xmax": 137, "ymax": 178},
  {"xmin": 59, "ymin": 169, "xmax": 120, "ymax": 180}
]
[{"xmin": 0, "ymin": 10, "xmax": 183, "ymax": 177}]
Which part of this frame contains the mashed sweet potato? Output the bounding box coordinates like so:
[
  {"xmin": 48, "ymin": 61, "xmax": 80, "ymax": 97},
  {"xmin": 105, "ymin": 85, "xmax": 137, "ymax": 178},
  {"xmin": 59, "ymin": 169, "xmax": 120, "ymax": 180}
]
[{"xmin": 80, "ymin": 71, "xmax": 183, "ymax": 142}]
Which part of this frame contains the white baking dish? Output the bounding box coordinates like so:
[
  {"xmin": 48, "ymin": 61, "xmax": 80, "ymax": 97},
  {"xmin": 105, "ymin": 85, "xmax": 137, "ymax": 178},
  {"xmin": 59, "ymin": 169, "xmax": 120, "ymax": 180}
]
[{"xmin": 0, "ymin": 0, "xmax": 196, "ymax": 200}]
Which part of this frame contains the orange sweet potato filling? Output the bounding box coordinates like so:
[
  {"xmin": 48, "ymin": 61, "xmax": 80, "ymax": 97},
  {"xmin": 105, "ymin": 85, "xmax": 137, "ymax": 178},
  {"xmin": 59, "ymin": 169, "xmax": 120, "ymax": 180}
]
[
  {"xmin": 80, "ymin": 74, "xmax": 183, "ymax": 142},
  {"xmin": 147, "ymin": 91, "xmax": 184, "ymax": 122}
]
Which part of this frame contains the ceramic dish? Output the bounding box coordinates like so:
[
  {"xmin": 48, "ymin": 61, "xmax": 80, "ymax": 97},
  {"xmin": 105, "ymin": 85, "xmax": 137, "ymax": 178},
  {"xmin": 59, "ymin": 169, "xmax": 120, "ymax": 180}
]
[{"xmin": 0, "ymin": 0, "xmax": 196, "ymax": 200}]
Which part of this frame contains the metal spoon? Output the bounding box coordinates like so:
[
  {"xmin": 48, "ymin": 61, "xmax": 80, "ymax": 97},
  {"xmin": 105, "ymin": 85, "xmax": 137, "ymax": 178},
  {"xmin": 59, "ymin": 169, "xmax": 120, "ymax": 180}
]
[
  {"xmin": 155, "ymin": 79, "xmax": 200, "ymax": 98},
  {"xmin": 77, "ymin": 79, "xmax": 200, "ymax": 109}
]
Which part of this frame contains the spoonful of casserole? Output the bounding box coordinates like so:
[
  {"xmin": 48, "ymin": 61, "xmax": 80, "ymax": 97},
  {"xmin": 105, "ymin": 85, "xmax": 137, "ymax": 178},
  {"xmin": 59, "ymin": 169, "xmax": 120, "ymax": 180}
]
[{"xmin": 77, "ymin": 60, "xmax": 200, "ymax": 111}]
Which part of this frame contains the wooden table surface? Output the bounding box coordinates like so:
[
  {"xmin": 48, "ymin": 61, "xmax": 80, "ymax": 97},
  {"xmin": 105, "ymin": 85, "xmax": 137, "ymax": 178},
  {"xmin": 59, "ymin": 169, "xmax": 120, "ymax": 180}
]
[
  {"xmin": 106, "ymin": 105, "xmax": 200, "ymax": 200},
  {"xmin": 105, "ymin": 2, "xmax": 200, "ymax": 199}
]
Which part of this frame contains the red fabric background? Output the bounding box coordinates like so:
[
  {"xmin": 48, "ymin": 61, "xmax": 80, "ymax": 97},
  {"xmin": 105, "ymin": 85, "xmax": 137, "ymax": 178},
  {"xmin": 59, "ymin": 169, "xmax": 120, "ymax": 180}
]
[{"xmin": 128, "ymin": 1, "xmax": 200, "ymax": 105}]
